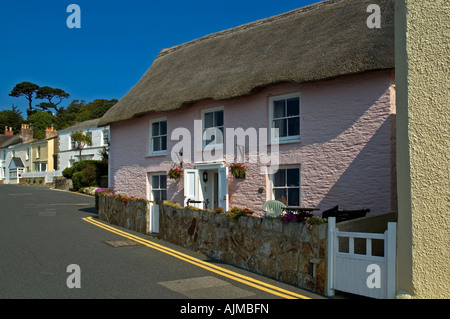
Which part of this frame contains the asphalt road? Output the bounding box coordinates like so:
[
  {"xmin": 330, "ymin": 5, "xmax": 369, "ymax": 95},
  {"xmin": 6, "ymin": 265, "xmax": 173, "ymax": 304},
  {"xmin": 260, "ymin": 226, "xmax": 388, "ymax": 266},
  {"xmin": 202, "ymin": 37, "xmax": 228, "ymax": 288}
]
[{"xmin": 0, "ymin": 184, "xmax": 325, "ymax": 303}]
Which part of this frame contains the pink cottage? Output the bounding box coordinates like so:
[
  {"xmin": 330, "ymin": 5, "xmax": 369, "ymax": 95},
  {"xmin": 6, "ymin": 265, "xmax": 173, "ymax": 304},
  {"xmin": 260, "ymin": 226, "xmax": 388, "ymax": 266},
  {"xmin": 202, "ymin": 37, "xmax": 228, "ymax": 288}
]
[{"xmin": 99, "ymin": 0, "xmax": 396, "ymax": 217}]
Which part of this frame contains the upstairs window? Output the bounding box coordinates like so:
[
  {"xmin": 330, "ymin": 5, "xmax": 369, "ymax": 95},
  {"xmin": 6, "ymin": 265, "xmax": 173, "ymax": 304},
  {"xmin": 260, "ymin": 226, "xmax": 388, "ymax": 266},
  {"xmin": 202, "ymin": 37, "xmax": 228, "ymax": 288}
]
[
  {"xmin": 270, "ymin": 93, "xmax": 300, "ymax": 143},
  {"xmin": 202, "ymin": 107, "xmax": 224, "ymax": 148},
  {"xmin": 149, "ymin": 118, "xmax": 167, "ymax": 155}
]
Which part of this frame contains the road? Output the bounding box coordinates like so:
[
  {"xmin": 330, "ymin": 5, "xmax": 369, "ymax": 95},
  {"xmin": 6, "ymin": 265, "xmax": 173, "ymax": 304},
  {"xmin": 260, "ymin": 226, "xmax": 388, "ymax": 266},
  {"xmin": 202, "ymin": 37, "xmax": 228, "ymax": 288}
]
[{"xmin": 0, "ymin": 184, "xmax": 325, "ymax": 303}]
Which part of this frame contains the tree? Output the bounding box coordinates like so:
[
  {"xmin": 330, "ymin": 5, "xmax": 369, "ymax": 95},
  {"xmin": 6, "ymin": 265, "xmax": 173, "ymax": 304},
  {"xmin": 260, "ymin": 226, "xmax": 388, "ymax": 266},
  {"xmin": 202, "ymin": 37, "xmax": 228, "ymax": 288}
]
[
  {"xmin": 36, "ymin": 86, "xmax": 70, "ymax": 113},
  {"xmin": 9, "ymin": 82, "xmax": 39, "ymax": 117},
  {"xmin": 71, "ymin": 131, "xmax": 92, "ymax": 162},
  {"xmin": 0, "ymin": 105, "xmax": 25, "ymax": 134},
  {"xmin": 27, "ymin": 111, "xmax": 56, "ymax": 139}
]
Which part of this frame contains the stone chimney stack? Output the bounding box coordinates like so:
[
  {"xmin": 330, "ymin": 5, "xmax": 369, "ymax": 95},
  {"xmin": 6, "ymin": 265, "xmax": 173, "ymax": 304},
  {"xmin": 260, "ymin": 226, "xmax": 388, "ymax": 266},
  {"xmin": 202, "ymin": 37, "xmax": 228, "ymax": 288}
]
[
  {"xmin": 20, "ymin": 124, "xmax": 34, "ymax": 143},
  {"xmin": 4, "ymin": 126, "xmax": 13, "ymax": 136},
  {"xmin": 45, "ymin": 126, "xmax": 58, "ymax": 139}
]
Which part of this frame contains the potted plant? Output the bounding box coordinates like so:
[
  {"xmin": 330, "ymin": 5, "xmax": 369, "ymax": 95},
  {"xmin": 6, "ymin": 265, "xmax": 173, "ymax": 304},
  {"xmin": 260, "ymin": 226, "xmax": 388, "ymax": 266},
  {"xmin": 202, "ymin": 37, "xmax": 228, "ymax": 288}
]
[
  {"xmin": 230, "ymin": 163, "xmax": 247, "ymax": 178},
  {"xmin": 168, "ymin": 166, "xmax": 183, "ymax": 179}
]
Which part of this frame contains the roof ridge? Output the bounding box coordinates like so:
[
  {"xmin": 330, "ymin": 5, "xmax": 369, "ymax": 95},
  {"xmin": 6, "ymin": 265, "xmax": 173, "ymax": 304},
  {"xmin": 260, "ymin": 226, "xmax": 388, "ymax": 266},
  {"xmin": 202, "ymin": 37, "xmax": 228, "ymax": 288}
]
[{"xmin": 157, "ymin": 0, "xmax": 341, "ymax": 58}]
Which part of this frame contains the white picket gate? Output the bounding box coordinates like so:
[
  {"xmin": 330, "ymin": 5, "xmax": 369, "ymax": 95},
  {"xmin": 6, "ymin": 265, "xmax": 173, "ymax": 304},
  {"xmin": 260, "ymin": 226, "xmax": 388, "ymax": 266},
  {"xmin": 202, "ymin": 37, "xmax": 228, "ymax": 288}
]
[
  {"xmin": 327, "ymin": 217, "xmax": 396, "ymax": 299},
  {"xmin": 148, "ymin": 203, "xmax": 159, "ymax": 234}
]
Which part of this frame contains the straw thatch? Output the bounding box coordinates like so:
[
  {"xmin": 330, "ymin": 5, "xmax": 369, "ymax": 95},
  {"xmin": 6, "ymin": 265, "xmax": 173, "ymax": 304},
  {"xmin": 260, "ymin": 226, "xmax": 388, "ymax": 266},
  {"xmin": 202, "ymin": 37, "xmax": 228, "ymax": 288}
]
[{"xmin": 99, "ymin": 0, "xmax": 394, "ymax": 126}]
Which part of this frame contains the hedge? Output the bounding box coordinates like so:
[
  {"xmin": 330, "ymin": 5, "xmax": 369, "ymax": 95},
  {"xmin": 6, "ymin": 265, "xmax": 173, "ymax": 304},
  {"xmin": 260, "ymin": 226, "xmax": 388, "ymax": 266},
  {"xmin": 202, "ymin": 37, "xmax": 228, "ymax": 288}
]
[{"xmin": 62, "ymin": 160, "xmax": 108, "ymax": 191}]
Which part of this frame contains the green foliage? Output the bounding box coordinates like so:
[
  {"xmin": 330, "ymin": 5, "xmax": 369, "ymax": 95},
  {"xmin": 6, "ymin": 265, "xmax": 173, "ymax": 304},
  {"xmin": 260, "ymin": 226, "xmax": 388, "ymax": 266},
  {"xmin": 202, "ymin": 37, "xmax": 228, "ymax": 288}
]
[
  {"xmin": 27, "ymin": 111, "xmax": 56, "ymax": 139},
  {"xmin": 62, "ymin": 160, "xmax": 108, "ymax": 191},
  {"xmin": 7, "ymin": 82, "xmax": 116, "ymax": 129},
  {"xmin": 9, "ymin": 82, "xmax": 39, "ymax": 116},
  {"xmin": 0, "ymin": 105, "xmax": 24, "ymax": 134}
]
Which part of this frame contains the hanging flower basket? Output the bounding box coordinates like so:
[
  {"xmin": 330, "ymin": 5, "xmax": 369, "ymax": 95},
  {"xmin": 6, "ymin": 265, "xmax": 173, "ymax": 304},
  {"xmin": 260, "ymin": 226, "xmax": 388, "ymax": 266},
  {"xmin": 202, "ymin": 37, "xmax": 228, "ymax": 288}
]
[
  {"xmin": 230, "ymin": 163, "xmax": 246, "ymax": 178},
  {"xmin": 168, "ymin": 167, "xmax": 183, "ymax": 179}
]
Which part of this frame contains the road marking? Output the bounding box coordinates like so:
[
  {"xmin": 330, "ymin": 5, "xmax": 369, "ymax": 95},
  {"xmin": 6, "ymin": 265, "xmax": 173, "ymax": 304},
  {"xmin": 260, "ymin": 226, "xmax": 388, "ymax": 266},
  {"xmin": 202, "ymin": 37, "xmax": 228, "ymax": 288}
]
[{"xmin": 82, "ymin": 216, "xmax": 311, "ymax": 300}]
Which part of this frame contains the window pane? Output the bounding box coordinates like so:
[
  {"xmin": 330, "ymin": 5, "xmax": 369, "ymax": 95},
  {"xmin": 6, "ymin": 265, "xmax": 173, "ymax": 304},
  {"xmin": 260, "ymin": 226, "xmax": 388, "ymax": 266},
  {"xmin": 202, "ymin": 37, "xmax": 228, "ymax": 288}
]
[
  {"xmin": 153, "ymin": 137, "xmax": 161, "ymax": 151},
  {"xmin": 152, "ymin": 122, "xmax": 160, "ymax": 136},
  {"xmin": 161, "ymin": 190, "xmax": 167, "ymax": 201},
  {"xmin": 215, "ymin": 111, "xmax": 224, "ymax": 127},
  {"xmin": 286, "ymin": 98, "xmax": 299, "ymax": 116},
  {"xmin": 161, "ymin": 135, "xmax": 167, "ymax": 151},
  {"xmin": 287, "ymin": 168, "xmax": 299, "ymax": 186},
  {"xmin": 204, "ymin": 112, "xmax": 214, "ymax": 128},
  {"xmin": 274, "ymin": 188, "xmax": 287, "ymax": 202},
  {"xmin": 153, "ymin": 190, "xmax": 161, "ymax": 203},
  {"xmin": 273, "ymin": 169, "xmax": 286, "ymax": 187},
  {"xmin": 273, "ymin": 119, "xmax": 287, "ymax": 137},
  {"xmin": 160, "ymin": 121, "xmax": 167, "ymax": 135},
  {"xmin": 288, "ymin": 188, "xmax": 300, "ymax": 206},
  {"xmin": 151, "ymin": 175, "xmax": 160, "ymax": 188},
  {"xmin": 160, "ymin": 175, "xmax": 167, "ymax": 188},
  {"xmin": 273, "ymin": 100, "xmax": 285, "ymax": 118},
  {"xmin": 288, "ymin": 117, "xmax": 300, "ymax": 136}
]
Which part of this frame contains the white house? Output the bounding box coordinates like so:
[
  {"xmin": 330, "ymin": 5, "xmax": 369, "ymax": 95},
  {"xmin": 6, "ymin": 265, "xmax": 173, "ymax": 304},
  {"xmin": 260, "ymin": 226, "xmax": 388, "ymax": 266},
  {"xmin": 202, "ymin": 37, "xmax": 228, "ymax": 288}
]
[{"xmin": 58, "ymin": 118, "xmax": 110, "ymax": 172}]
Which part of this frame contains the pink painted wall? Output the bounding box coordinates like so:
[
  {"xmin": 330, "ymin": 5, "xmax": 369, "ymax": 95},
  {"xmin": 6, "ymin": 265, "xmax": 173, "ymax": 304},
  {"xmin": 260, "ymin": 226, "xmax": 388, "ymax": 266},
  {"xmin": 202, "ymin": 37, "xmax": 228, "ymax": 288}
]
[{"xmin": 109, "ymin": 70, "xmax": 396, "ymax": 216}]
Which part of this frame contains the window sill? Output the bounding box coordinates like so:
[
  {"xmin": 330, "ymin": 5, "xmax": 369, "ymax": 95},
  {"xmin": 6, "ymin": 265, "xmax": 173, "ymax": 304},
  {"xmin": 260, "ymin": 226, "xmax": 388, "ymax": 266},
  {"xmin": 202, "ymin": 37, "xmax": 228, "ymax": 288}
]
[
  {"xmin": 270, "ymin": 137, "xmax": 301, "ymax": 145},
  {"xmin": 147, "ymin": 151, "xmax": 167, "ymax": 158}
]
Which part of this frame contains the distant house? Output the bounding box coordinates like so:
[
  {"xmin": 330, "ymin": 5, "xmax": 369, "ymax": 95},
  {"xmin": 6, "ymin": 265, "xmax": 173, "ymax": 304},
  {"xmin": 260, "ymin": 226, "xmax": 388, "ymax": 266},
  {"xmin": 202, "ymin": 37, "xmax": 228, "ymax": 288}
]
[
  {"xmin": 99, "ymin": 0, "xmax": 396, "ymax": 216},
  {"xmin": 0, "ymin": 128, "xmax": 21, "ymax": 181},
  {"xmin": 58, "ymin": 118, "xmax": 110, "ymax": 171},
  {"xmin": 2, "ymin": 124, "xmax": 59, "ymax": 184}
]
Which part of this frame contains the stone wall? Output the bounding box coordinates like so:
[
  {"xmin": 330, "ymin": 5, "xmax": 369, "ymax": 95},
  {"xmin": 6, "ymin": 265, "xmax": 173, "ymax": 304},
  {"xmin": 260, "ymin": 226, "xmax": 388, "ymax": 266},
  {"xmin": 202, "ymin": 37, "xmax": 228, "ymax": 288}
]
[
  {"xmin": 159, "ymin": 204, "xmax": 328, "ymax": 295},
  {"xmin": 98, "ymin": 194, "xmax": 149, "ymax": 234}
]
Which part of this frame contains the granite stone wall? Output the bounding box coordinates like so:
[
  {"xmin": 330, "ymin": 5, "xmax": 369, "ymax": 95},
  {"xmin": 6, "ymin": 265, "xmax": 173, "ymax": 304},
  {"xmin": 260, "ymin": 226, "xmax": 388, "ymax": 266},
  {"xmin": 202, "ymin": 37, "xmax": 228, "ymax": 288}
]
[
  {"xmin": 159, "ymin": 204, "xmax": 328, "ymax": 295},
  {"xmin": 98, "ymin": 194, "xmax": 149, "ymax": 234}
]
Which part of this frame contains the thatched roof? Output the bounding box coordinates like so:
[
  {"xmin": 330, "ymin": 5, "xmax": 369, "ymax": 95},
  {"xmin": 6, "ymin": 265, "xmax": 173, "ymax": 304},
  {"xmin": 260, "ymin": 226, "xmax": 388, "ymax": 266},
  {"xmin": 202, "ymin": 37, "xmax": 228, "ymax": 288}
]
[{"xmin": 99, "ymin": 0, "xmax": 394, "ymax": 126}]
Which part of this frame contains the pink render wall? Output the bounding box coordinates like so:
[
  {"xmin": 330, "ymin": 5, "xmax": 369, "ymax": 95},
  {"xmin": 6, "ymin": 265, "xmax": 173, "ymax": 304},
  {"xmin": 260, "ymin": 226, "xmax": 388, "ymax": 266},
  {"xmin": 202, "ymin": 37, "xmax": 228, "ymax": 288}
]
[{"xmin": 109, "ymin": 70, "xmax": 396, "ymax": 216}]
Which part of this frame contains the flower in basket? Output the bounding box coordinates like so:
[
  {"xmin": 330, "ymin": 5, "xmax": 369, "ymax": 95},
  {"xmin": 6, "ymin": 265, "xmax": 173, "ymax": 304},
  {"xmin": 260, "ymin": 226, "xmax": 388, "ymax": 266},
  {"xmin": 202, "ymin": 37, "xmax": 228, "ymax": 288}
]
[
  {"xmin": 168, "ymin": 166, "xmax": 183, "ymax": 179},
  {"xmin": 230, "ymin": 163, "xmax": 247, "ymax": 178}
]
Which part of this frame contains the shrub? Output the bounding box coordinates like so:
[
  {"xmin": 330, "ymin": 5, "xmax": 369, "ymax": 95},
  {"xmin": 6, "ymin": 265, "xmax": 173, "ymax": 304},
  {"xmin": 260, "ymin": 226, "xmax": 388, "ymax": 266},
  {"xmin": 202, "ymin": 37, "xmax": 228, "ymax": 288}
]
[
  {"xmin": 213, "ymin": 207, "xmax": 224, "ymax": 214},
  {"xmin": 63, "ymin": 160, "xmax": 108, "ymax": 191},
  {"xmin": 227, "ymin": 206, "xmax": 246, "ymax": 219}
]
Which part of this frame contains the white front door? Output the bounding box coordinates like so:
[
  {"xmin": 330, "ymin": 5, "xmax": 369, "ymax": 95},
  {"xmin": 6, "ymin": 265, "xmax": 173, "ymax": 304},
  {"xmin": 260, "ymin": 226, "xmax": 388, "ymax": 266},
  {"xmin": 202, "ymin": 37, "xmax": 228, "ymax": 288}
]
[
  {"xmin": 184, "ymin": 169, "xmax": 200, "ymax": 207},
  {"xmin": 218, "ymin": 166, "xmax": 229, "ymax": 211},
  {"xmin": 183, "ymin": 166, "xmax": 229, "ymax": 211}
]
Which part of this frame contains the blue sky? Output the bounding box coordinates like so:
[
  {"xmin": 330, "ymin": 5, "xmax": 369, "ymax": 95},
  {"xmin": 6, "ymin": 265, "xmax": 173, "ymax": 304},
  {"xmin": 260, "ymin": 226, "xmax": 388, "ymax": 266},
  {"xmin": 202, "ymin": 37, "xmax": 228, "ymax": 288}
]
[{"xmin": 0, "ymin": 0, "xmax": 319, "ymax": 117}]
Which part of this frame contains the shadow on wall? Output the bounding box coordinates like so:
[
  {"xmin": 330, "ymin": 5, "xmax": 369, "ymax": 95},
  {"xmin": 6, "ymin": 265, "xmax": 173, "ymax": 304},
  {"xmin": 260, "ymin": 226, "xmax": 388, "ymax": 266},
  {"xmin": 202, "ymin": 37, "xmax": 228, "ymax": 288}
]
[{"xmin": 317, "ymin": 114, "xmax": 396, "ymax": 215}]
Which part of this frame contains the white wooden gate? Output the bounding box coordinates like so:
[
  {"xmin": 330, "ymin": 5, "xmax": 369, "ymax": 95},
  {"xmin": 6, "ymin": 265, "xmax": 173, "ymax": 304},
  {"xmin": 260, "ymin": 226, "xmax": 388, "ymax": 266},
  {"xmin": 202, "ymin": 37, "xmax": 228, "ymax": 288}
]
[
  {"xmin": 148, "ymin": 203, "xmax": 159, "ymax": 234},
  {"xmin": 327, "ymin": 217, "xmax": 396, "ymax": 299}
]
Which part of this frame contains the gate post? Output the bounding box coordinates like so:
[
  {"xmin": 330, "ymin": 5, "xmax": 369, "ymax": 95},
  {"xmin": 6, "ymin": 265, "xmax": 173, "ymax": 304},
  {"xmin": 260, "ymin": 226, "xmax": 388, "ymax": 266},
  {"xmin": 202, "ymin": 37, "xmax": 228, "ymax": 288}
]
[
  {"xmin": 385, "ymin": 222, "xmax": 397, "ymax": 299},
  {"xmin": 327, "ymin": 217, "xmax": 336, "ymax": 296}
]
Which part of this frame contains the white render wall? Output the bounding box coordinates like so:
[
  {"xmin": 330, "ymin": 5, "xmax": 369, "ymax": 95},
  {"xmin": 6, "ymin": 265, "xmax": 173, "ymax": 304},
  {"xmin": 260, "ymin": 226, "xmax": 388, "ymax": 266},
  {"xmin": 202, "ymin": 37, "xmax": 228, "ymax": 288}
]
[{"xmin": 58, "ymin": 125, "xmax": 109, "ymax": 172}]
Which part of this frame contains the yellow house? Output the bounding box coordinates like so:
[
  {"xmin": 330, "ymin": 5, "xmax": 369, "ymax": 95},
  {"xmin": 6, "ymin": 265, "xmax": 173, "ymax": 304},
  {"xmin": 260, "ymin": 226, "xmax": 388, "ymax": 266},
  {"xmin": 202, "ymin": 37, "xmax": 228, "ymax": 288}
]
[
  {"xmin": 395, "ymin": 1, "xmax": 449, "ymax": 299},
  {"xmin": 30, "ymin": 126, "xmax": 58, "ymax": 173}
]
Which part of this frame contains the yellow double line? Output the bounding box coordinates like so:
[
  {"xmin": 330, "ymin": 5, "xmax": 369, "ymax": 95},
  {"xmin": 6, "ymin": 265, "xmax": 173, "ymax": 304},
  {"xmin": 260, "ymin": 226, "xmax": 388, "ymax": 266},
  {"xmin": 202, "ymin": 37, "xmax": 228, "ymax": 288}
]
[{"xmin": 82, "ymin": 216, "xmax": 310, "ymax": 299}]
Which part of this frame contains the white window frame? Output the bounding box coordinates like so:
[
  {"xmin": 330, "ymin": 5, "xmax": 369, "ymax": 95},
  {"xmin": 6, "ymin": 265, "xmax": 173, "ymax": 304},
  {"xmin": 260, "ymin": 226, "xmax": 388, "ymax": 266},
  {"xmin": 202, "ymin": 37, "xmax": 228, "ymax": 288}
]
[
  {"xmin": 201, "ymin": 106, "xmax": 224, "ymax": 150},
  {"xmin": 102, "ymin": 129, "xmax": 110, "ymax": 146},
  {"xmin": 149, "ymin": 117, "xmax": 167, "ymax": 156},
  {"xmin": 269, "ymin": 92, "xmax": 301, "ymax": 144},
  {"xmin": 148, "ymin": 173, "xmax": 167, "ymax": 203},
  {"xmin": 270, "ymin": 166, "xmax": 301, "ymax": 207}
]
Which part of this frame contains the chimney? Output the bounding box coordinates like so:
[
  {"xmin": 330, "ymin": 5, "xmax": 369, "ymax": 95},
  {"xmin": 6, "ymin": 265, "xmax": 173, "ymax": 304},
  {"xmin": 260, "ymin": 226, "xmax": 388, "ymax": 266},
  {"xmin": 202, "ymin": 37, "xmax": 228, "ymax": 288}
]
[
  {"xmin": 4, "ymin": 126, "xmax": 13, "ymax": 136},
  {"xmin": 45, "ymin": 126, "xmax": 58, "ymax": 139},
  {"xmin": 20, "ymin": 123, "xmax": 34, "ymax": 143}
]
